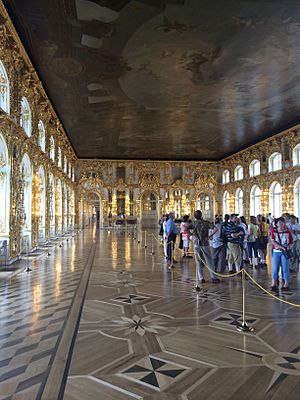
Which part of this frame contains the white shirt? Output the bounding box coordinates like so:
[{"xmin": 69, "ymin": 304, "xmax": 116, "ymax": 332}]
[{"xmin": 209, "ymin": 224, "xmax": 222, "ymax": 249}]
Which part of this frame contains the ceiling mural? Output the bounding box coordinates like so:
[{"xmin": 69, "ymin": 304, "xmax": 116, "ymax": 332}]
[{"xmin": 4, "ymin": 0, "xmax": 300, "ymax": 160}]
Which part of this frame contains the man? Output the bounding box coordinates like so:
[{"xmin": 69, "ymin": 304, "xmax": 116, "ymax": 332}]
[
  {"xmin": 164, "ymin": 212, "xmax": 178, "ymax": 263},
  {"xmin": 189, "ymin": 210, "xmax": 220, "ymax": 283},
  {"xmin": 225, "ymin": 214, "xmax": 245, "ymax": 274},
  {"xmin": 219, "ymin": 214, "xmax": 230, "ymax": 272}
]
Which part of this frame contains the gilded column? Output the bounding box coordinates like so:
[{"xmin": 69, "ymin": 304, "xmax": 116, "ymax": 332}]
[
  {"xmin": 9, "ymin": 133, "xmax": 21, "ymax": 258},
  {"xmin": 45, "ymin": 173, "xmax": 50, "ymax": 241}
]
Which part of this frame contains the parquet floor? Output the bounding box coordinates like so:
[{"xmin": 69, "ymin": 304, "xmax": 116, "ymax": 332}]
[{"xmin": 1, "ymin": 226, "xmax": 300, "ymax": 399}]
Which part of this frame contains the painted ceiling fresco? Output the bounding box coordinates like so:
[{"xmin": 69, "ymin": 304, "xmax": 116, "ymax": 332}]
[{"xmin": 4, "ymin": 0, "xmax": 300, "ymax": 160}]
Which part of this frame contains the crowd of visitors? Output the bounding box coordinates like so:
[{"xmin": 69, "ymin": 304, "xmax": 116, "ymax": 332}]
[{"xmin": 158, "ymin": 211, "xmax": 300, "ymax": 290}]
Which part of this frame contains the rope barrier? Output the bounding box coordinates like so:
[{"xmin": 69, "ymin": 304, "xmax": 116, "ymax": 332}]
[
  {"xmin": 200, "ymin": 253, "xmax": 300, "ymax": 308},
  {"xmin": 243, "ymin": 270, "xmax": 300, "ymax": 308},
  {"xmin": 199, "ymin": 254, "xmax": 242, "ymax": 278},
  {"xmin": 142, "ymin": 231, "xmax": 300, "ymax": 309}
]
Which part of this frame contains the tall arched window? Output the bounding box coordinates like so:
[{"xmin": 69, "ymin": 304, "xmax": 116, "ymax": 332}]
[
  {"xmin": 269, "ymin": 152, "xmax": 282, "ymax": 172},
  {"xmin": 293, "ymin": 144, "xmax": 300, "ymax": 166},
  {"xmin": 0, "ymin": 134, "xmax": 10, "ymax": 237},
  {"xmin": 38, "ymin": 121, "xmax": 46, "ymax": 152},
  {"xmin": 37, "ymin": 166, "xmax": 46, "ymax": 241},
  {"xmin": 222, "ymin": 170, "xmax": 230, "ymax": 184},
  {"xmin": 56, "ymin": 179, "xmax": 62, "ymax": 234},
  {"xmin": 49, "ymin": 173, "xmax": 55, "ymax": 237},
  {"xmin": 20, "ymin": 153, "xmax": 32, "ymax": 247},
  {"xmin": 294, "ymin": 177, "xmax": 300, "ymax": 218},
  {"xmin": 64, "ymin": 155, "xmax": 67, "ymax": 174},
  {"xmin": 234, "ymin": 165, "xmax": 243, "ymax": 181},
  {"xmin": 235, "ymin": 188, "xmax": 244, "ymax": 216},
  {"xmin": 49, "ymin": 136, "xmax": 55, "ymax": 161},
  {"xmin": 250, "ymin": 185, "xmax": 261, "ymax": 216},
  {"xmin": 20, "ymin": 97, "xmax": 32, "ymax": 137},
  {"xmin": 223, "ymin": 191, "xmax": 230, "ymax": 215},
  {"xmin": 58, "ymin": 147, "xmax": 62, "ymax": 168},
  {"xmin": 249, "ymin": 159, "xmax": 260, "ymax": 177},
  {"xmin": 0, "ymin": 61, "xmax": 9, "ymax": 113},
  {"xmin": 269, "ymin": 182, "xmax": 282, "ymax": 218}
]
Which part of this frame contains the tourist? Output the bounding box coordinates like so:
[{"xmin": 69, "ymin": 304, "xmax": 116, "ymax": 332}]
[
  {"xmin": 270, "ymin": 217, "xmax": 293, "ymax": 291},
  {"xmin": 239, "ymin": 216, "xmax": 249, "ymax": 263},
  {"xmin": 164, "ymin": 212, "xmax": 178, "ymax": 263},
  {"xmin": 219, "ymin": 214, "xmax": 230, "ymax": 272},
  {"xmin": 289, "ymin": 215, "xmax": 300, "ymax": 273},
  {"xmin": 162, "ymin": 214, "xmax": 169, "ymax": 259},
  {"xmin": 209, "ymin": 217, "xmax": 223, "ymax": 273},
  {"xmin": 247, "ymin": 216, "xmax": 259, "ymax": 268},
  {"xmin": 225, "ymin": 214, "xmax": 245, "ymax": 274},
  {"xmin": 257, "ymin": 215, "xmax": 269, "ymax": 266},
  {"xmin": 180, "ymin": 215, "xmax": 191, "ymax": 257},
  {"xmin": 188, "ymin": 210, "xmax": 220, "ymax": 283}
]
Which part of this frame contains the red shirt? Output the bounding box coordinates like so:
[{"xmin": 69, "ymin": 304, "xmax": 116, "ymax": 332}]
[{"xmin": 271, "ymin": 229, "xmax": 293, "ymax": 251}]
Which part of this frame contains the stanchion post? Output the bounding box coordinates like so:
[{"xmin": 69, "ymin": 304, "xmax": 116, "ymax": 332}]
[
  {"xmin": 144, "ymin": 230, "xmax": 147, "ymax": 248},
  {"xmin": 137, "ymin": 230, "xmax": 140, "ymax": 244},
  {"xmin": 25, "ymin": 242, "xmax": 31, "ymax": 272},
  {"xmin": 151, "ymin": 234, "xmax": 155, "ymax": 255},
  {"xmin": 236, "ymin": 269, "xmax": 254, "ymax": 333},
  {"xmin": 194, "ymin": 249, "xmax": 201, "ymax": 291}
]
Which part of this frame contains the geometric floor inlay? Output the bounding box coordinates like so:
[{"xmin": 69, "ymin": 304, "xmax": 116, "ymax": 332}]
[
  {"xmin": 109, "ymin": 314, "xmax": 171, "ymax": 337},
  {"xmin": 112, "ymin": 294, "xmax": 150, "ymax": 304},
  {"xmin": 118, "ymin": 355, "xmax": 190, "ymax": 391},
  {"xmin": 213, "ymin": 312, "xmax": 258, "ymax": 327}
]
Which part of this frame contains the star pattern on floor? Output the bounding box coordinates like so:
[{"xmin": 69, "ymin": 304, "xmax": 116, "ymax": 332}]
[
  {"xmin": 227, "ymin": 344, "xmax": 300, "ymax": 393},
  {"xmin": 213, "ymin": 312, "xmax": 258, "ymax": 327},
  {"xmin": 184, "ymin": 289, "xmax": 229, "ymax": 304},
  {"xmin": 112, "ymin": 294, "xmax": 150, "ymax": 304},
  {"xmin": 109, "ymin": 314, "xmax": 170, "ymax": 337},
  {"xmin": 118, "ymin": 355, "xmax": 189, "ymax": 391}
]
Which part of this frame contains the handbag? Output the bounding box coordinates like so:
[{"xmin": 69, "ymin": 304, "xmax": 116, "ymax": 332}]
[
  {"xmin": 283, "ymin": 249, "xmax": 293, "ymax": 260},
  {"xmin": 276, "ymin": 229, "xmax": 293, "ymax": 259}
]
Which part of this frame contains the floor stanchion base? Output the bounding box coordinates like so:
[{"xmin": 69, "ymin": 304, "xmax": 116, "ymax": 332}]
[
  {"xmin": 144, "ymin": 245, "xmax": 147, "ymax": 249},
  {"xmin": 151, "ymin": 252, "xmax": 155, "ymax": 255},
  {"xmin": 25, "ymin": 267, "xmax": 32, "ymax": 272},
  {"xmin": 194, "ymin": 285, "xmax": 201, "ymax": 292},
  {"xmin": 236, "ymin": 323, "xmax": 254, "ymax": 333}
]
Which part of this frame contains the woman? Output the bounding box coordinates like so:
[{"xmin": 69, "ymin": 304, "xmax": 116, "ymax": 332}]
[
  {"xmin": 257, "ymin": 215, "xmax": 269, "ymax": 267},
  {"xmin": 180, "ymin": 215, "xmax": 191, "ymax": 257},
  {"xmin": 271, "ymin": 217, "xmax": 293, "ymax": 291},
  {"xmin": 247, "ymin": 216, "xmax": 259, "ymax": 268}
]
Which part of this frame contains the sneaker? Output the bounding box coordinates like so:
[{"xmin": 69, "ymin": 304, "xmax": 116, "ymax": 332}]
[
  {"xmin": 270, "ymin": 285, "xmax": 278, "ymax": 292},
  {"xmin": 282, "ymin": 286, "xmax": 290, "ymax": 291},
  {"xmin": 211, "ymin": 278, "xmax": 220, "ymax": 283}
]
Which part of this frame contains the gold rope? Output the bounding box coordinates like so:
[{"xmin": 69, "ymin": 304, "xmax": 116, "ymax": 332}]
[{"xmin": 150, "ymin": 232, "xmax": 300, "ymax": 307}]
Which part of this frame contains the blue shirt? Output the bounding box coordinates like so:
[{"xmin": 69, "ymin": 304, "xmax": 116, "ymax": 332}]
[{"xmin": 165, "ymin": 218, "xmax": 178, "ymax": 236}]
